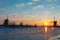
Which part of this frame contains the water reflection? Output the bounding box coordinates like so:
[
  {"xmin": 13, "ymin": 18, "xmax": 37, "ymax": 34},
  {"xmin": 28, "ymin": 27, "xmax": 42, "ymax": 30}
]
[
  {"xmin": 44, "ymin": 27, "xmax": 55, "ymax": 33},
  {"xmin": 51, "ymin": 27, "xmax": 54, "ymax": 30},
  {"xmin": 0, "ymin": 26, "xmax": 60, "ymax": 40},
  {"xmin": 44, "ymin": 27, "xmax": 48, "ymax": 32},
  {"xmin": 44, "ymin": 27, "xmax": 48, "ymax": 40},
  {"xmin": 44, "ymin": 27, "xmax": 55, "ymax": 40}
]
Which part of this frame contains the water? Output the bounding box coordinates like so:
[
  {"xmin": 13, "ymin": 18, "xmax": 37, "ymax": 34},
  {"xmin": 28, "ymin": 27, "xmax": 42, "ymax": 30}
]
[{"xmin": 0, "ymin": 26, "xmax": 60, "ymax": 40}]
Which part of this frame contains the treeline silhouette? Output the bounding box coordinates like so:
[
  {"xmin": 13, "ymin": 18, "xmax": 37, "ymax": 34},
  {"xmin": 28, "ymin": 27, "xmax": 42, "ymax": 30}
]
[{"xmin": 0, "ymin": 17, "xmax": 37, "ymax": 28}]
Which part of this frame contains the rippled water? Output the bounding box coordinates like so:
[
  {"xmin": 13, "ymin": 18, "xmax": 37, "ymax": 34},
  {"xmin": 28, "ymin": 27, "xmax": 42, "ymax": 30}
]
[{"xmin": 0, "ymin": 26, "xmax": 60, "ymax": 40}]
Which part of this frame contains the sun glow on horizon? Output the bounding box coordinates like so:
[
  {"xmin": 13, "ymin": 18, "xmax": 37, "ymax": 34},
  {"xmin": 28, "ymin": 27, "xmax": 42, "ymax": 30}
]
[{"xmin": 44, "ymin": 22, "xmax": 48, "ymax": 26}]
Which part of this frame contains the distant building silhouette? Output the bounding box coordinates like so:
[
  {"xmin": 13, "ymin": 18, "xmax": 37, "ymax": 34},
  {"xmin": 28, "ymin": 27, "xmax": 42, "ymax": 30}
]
[
  {"xmin": 4, "ymin": 17, "xmax": 9, "ymax": 26},
  {"xmin": 34, "ymin": 24, "xmax": 37, "ymax": 27},
  {"xmin": 26, "ymin": 24, "xmax": 28, "ymax": 26},
  {"xmin": 53, "ymin": 17, "xmax": 57, "ymax": 26},
  {"xmin": 20, "ymin": 22, "xmax": 23, "ymax": 26}
]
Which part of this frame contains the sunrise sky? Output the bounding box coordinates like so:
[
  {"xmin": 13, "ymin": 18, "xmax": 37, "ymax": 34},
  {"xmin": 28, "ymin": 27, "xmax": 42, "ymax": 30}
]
[{"xmin": 0, "ymin": 0, "xmax": 60, "ymax": 26}]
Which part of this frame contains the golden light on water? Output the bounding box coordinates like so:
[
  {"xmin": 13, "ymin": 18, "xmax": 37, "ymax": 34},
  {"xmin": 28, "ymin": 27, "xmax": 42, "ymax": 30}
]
[
  {"xmin": 51, "ymin": 27, "xmax": 54, "ymax": 30},
  {"xmin": 44, "ymin": 27, "xmax": 48, "ymax": 32},
  {"xmin": 44, "ymin": 27, "xmax": 55, "ymax": 33}
]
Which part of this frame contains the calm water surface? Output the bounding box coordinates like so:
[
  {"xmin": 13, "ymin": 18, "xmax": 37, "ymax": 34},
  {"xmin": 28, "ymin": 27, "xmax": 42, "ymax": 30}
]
[{"xmin": 0, "ymin": 26, "xmax": 60, "ymax": 40}]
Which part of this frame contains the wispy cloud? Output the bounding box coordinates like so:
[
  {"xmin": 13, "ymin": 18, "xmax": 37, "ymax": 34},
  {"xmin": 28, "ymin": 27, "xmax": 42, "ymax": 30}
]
[
  {"xmin": 16, "ymin": 3, "xmax": 25, "ymax": 7},
  {"xmin": 0, "ymin": 8, "xmax": 5, "ymax": 11},
  {"xmin": 56, "ymin": 5, "xmax": 60, "ymax": 8},
  {"xmin": 50, "ymin": 6, "xmax": 55, "ymax": 9},
  {"xmin": 16, "ymin": 0, "xmax": 40, "ymax": 7},
  {"xmin": 32, "ymin": 0, "xmax": 40, "ymax": 2},
  {"xmin": 50, "ymin": 5, "xmax": 60, "ymax": 9},
  {"xmin": 27, "ymin": 2, "xmax": 33, "ymax": 5},
  {"xmin": 47, "ymin": 0, "xmax": 57, "ymax": 2},
  {"xmin": 32, "ymin": 5, "xmax": 44, "ymax": 10}
]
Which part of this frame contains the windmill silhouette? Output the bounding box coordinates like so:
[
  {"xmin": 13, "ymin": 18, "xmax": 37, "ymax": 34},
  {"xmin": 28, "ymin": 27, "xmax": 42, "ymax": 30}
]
[
  {"xmin": 53, "ymin": 17, "xmax": 57, "ymax": 26},
  {"xmin": 4, "ymin": 16, "xmax": 9, "ymax": 26},
  {"xmin": 50, "ymin": 17, "xmax": 57, "ymax": 26}
]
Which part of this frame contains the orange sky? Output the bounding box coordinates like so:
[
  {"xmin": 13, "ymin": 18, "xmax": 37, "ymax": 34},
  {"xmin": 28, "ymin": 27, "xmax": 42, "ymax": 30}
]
[
  {"xmin": 0, "ymin": 16, "xmax": 60, "ymax": 26},
  {"xmin": 0, "ymin": 18, "xmax": 59, "ymax": 26}
]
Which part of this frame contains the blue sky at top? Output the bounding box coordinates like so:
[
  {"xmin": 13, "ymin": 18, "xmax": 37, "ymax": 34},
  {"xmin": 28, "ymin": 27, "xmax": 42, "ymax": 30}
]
[{"xmin": 0, "ymin": 0, "xmax": 60, "ymax": 22}]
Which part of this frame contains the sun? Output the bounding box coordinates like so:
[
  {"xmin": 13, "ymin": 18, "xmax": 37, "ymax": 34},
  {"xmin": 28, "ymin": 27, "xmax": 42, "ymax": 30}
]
[{"xmin": 44, "ymin": 22, "xmax": 48, "ymax": 26}]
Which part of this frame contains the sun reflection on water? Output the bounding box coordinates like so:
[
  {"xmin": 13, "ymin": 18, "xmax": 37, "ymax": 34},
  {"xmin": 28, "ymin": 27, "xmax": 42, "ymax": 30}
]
[
  {"xmin": 44, "ymin": 27, "xmax": 55, "ymax": 33},
  {"xmin": 44, "ymin": 27, "xmax": 48, "ymax": 32},
  {"xmin": 44, "ymin": 27, "xmax": 55, "ymax": 40}
]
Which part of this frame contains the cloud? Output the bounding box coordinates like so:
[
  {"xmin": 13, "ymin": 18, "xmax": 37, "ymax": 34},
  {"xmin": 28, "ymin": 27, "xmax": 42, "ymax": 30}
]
[
  {"xmin": 56, "ymin": 5, "xmax": 60, "ymax": 8},
  {"xmin": 16, "ymin": 3, "xmax": 25, "ymax": 7},
  {"xmin": 47, "ymin": 0, "xmax": 57, "ymax": 2},
  {"xmin": 47, "ymin": 0, "xmax": 52, "ymax": 2},
  {"xmin": 0, "ymin": 8, "xmax": 5, "ymax": 11},
  {"xmin": 27, "ymin": 0, "xmax": 40, "ymax": 5},
  {"xmin": 32, "ymin": 0, "xmax": 40, "ymax": 2},
  {"xmin": 27, "ymin": 2, "xmax": 33, "ymax": 5},
  {"xmin": 50, "ymin": 5, "xmax": 60, "ymax": 9},
  {"xmin": 50, "ymin": 6, "xmax": 55, "ymax": 9},
  {"xmin": 37, "ymin": 5, "xmax": 44, "ymax": 8},
  {"xmin": 32, "ymin": 5, "xmax": 44, "ymax": 10}
]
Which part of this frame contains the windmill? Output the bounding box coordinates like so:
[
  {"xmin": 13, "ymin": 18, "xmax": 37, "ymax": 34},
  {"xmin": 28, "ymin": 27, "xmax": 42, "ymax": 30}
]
[
  {"xmin": 50, "ymin": 17, "xmax": 57, "ymax": 26},
  {"xmin": 4, "ymin": 16, "xmax": 9, "ymax": 26}
]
